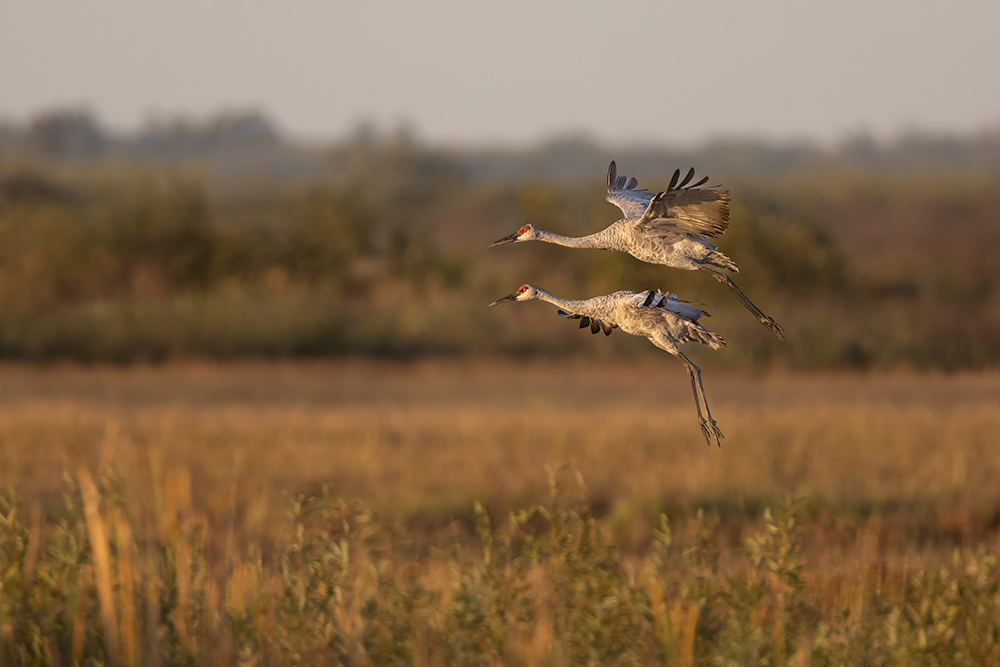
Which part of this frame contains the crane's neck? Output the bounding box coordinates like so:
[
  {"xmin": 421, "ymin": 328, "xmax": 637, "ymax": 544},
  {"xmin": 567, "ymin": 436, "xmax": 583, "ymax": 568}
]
[
  {"xmin": 533, "ymin": 288, "xmax": 606, "ymax": 319},
  {"xmin": 536, "ymin": 226, "xmax": 617, "ymax": 250}
]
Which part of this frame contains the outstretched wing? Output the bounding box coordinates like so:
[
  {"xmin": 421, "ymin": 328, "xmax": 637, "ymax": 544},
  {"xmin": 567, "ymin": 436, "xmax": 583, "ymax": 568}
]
[
  {"xmin": 635, "ymin": 167, "xmax": 730, "ymax": 238},
  {"xmin": 606, "ymin": 160, "xmax": 654, "ymax": 219},
  {"xmin": 557, "ymin": 309, "xmax": 616, "ymax": 336}
]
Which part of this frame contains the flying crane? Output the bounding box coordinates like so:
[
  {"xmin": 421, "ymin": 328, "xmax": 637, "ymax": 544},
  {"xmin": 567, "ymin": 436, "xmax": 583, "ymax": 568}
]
[{"xmin": 490, "ymin": 284, "xmax": 726, "ymax": 446}]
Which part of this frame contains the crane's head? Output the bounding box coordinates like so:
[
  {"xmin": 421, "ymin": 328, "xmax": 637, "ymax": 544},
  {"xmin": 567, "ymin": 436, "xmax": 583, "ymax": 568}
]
[
  {"xmin": 489, "ymin": 283, "xmax": 541, "ymax": 306},
  {"xmin": 488, "ymin": 224, "xmax": 540, "ymax": 248}
]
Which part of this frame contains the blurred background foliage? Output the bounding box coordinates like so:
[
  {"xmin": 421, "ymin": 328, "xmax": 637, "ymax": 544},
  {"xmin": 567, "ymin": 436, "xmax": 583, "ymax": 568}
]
[{"xmin": 1, "ymin": 108, "xmax": 999, "ymax": 368}]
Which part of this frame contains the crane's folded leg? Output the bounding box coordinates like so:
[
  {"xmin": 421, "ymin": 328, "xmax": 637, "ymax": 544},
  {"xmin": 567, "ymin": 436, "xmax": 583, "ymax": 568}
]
[
  {"xmin": 679, "ymin": 353, "xmax": 724, "ymax": 447},
  {"xmin": 699, "ymin": 267, "xmax": 785, "ymax": 341}
]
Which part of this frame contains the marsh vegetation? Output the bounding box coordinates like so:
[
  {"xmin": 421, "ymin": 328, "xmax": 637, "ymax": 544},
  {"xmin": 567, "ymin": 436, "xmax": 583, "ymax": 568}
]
[{"xmin": 2, "ymin": 361, "xmax": 999, "ymax": 664}]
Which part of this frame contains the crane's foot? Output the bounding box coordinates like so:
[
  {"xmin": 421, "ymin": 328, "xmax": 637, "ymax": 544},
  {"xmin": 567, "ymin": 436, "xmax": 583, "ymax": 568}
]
[
  {"xmin": 699, "ymin": 420, "xmax": 725, "ymax": 447},
  {"xmin": 760, "ymin": 316, "xmax": 786, "ymax": 341}
]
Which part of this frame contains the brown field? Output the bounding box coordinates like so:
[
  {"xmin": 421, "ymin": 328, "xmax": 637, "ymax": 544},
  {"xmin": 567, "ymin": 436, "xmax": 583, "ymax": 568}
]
[
  {"xmin": 4, "ymin": 360, "xmax": 1000, "ymax": 664},
  {"xmin": 3, "ymin": 359, "xmax": 999, "ymax": 550}
]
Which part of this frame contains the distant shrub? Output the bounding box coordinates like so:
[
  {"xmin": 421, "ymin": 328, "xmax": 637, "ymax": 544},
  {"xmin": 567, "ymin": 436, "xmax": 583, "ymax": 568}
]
[{"xmin": 1, "ymin": 161, "xmax": 999, "ymax": 367}]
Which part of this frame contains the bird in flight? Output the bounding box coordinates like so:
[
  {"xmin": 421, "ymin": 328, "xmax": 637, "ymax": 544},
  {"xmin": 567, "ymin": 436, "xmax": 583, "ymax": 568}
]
[
  {"xmin": 490, "ymin": 284, "xmax": 726, "ymax": 446},
  {"xmin": 489, "ymin": 161, "xmax": 784, "ymax": 340}
]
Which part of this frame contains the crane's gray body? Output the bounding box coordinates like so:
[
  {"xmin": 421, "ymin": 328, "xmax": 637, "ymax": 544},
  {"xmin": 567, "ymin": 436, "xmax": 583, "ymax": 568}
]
[
  {"xmin": 532, "ymin": 222, "xmax": 734, "ymax": 272},
  {"xmin": 535, "ymin": 287, "xmax": 725, "ymax": 355},
  {"xmin": 492, "ymin": 161, "xmax": 734, "ymax": 271}
]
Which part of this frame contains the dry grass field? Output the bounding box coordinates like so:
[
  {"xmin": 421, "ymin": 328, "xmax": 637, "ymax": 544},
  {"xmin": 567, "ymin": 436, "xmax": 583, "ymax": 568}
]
[
  {"xmin": 3, "ymin": 360, "xmax": 999, "ymax": 529},
  {"xmin": 2, "ymin": 360, "xmax": 1000, "ymax": 664}
]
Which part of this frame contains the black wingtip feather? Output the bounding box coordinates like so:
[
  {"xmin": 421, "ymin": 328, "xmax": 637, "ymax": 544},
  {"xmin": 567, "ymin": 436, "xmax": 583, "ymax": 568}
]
[
  {"xmin": 678, "ymin": 167, "xmax": 696, "ymax": 188},
  {"xmin": 590, "ymin": 319, "xmax": 600, "ymax": 334},
  {"xmin": 690, "ymin": 175, "xmax": 709, "ymax": 188},
  {"xmin": 625, "ymin": 176, "xmax": 638, "ymax": 190},
  {"xmin": 667, "ymin": 169, "xmax": 680, "ymax": 191},
  {"xmin": 642, "ymin": 290, "xmax": 656, "ymax": 307},
  {"xmin": 607, "ymin": 161, "xmax": 617, "ymax": 188}
]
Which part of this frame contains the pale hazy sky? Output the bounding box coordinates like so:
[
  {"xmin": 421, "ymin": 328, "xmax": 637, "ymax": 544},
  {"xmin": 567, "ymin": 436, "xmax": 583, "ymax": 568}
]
[{"xmin": 2, "ymin": 1, "xmax": 999, "ymax": 146}]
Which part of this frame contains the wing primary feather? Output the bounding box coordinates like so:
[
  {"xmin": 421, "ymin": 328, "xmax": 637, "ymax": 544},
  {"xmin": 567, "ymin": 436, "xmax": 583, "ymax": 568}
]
[
  {"xmin": 601, "ymin": 321, "xmax": 614, "ymax": 335},
  {"xmin": 667, "ymin": 169, "xmax": 680, "ymax": 191},
  {"xmin": 590, "ymin": 319, "xmax": 600, "ymax": 334},
  {"xmin": 607, "ymin": 161, "xmax": 617, "ymax": 188},
  {"xmin": 678, "ymin": 167, "xmax": 696, "ymax": 188},
  {"xmin": 625, "ymin": 176, "xmax": 638, "ymax": 190},
  {"xmin": 689, "ymin": 175, "xmax": 709, "ymax": 188},
  {"xmin": 616, "ymin": 176, "xmax": 626, "ymax": 189},
  {"xmin": 642, "ymin": 290, "xmax": 656, "ymax": 307},
  {"xmin": 579, "ymin": 317, "xmax": 590, "ymax": 329}
]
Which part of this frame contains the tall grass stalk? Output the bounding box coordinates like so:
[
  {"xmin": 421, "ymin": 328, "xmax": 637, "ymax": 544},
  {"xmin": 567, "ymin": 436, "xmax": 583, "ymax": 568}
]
[{"xmin": 75, "ymin": 459, "xmax": 121, "ymax": 667}]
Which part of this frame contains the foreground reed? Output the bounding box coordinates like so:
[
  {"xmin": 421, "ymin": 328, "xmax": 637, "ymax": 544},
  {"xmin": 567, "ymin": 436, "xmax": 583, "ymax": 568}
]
[{"xmin": 2, "ymin": 465, "xmax": 999, "ymax": 666}]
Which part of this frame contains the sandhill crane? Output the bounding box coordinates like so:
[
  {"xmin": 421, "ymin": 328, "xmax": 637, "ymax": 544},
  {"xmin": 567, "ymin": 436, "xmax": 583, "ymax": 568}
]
[
  {"xmin": 489, "ymin": 161, "xmax": 785, "ymax": 340},
  {"xmin": 489, "ymin": 284, "xmax": 726, "ymax": 446}
]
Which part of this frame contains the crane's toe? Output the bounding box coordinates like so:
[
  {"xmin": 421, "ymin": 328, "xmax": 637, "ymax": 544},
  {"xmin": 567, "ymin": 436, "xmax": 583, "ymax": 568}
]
[
  {"xmin": 710, "ymin": 421, "xmax": 724, "ymax": 447},
  {"xmin": 762, "ymin": 317, "xmax": 786, "ymax": 341},
  {"xmin": 699, "ymin": 421, "xmax": 714, "ymax": 446},
  {"xmin": 699, "ymin": 419, "xmax": 725, "ymax": 447}
]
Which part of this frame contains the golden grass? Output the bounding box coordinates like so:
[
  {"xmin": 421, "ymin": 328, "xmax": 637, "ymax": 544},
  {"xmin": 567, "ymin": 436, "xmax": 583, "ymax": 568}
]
[
  {"xmin": 3, "ymin": 360, "xmax": 1000, "ymax": 663},
  {"xmin": 2, "ymin": 359, "xmax": 998, "ymax": 554},
  {"xmin": 74, "ymin": 459, "xmax": 121, "ymax": 666}
]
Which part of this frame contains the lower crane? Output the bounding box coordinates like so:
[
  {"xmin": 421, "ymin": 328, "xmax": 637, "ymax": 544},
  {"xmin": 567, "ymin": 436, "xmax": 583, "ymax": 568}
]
[{"xmin": 490, "ymin": 284, "xmax": 726, "ymax": 446}]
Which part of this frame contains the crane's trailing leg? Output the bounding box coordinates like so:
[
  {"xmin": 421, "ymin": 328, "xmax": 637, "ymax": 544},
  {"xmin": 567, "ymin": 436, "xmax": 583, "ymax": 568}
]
[
  {"xmin": 678, "ymin": 352, "xmax": 723, "ymax": 447},
  {"xmin": 699, "ymin": 267, "xmax": 785, "ymax": 340}
]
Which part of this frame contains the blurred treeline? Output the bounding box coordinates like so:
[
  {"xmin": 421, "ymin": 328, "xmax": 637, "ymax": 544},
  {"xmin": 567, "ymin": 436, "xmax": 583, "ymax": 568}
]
[{"xmin": 1, "ymin": 109, "xmax": 999, "ymax": 368}]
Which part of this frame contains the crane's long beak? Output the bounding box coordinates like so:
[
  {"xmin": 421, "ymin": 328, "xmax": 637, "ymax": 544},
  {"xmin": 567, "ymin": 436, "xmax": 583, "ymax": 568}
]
[
  {"xmin": 488, "ymin": 292, "xmax": 518, "ymax": 307},
  {"xmin": 487, "ymin": 232, "xmax": 520, "ymax": 248}
]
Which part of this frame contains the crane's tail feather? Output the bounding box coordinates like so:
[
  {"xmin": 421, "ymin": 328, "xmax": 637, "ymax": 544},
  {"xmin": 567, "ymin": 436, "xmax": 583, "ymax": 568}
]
[
  {"xmin": 711, "ymin": 250, "xmax": 738, "ymax": 273},
  {"xmin": 703, "ymin": 331, "xmax": 726, "ymax": 351},
  {"xmin": 677, "ymin": 320, "xmax": 726, "ymax": 351}
]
